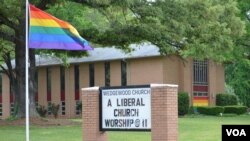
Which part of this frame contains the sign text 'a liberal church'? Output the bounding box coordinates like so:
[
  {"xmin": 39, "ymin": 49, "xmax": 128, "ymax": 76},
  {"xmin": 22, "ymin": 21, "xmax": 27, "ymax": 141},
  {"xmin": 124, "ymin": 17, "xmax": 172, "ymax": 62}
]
[{"xmin": 100, "ymin": 85, "xmax": 151, "ymax": 131}]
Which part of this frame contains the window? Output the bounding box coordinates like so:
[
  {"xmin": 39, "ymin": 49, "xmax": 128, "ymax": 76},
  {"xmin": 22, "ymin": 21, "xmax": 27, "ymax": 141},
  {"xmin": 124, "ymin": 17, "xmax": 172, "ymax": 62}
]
[
  {"xmin": 47, "ymin": 67, "xmax": 52, "ymax": 93},
  {"xmin": 61, "ymin": 101, "xmax": 65, "ymax": 115},
  {"xmin": 47, "ymin": 67, "xmax": 51, "ymax": 115},
  {"xmin": 0, "ymin": 103, "xmax": 2, "ymax": 116},
  {"xmin": 89, "ymin": 63, "xmax": 94, "ymax": 87},
  {"xmin": 193, "ymin": 59, "xmax": 209, "ymax": 104},
  {"xmin": 121, "ymin": 60, "xmax": 127, "ymax": 86},
  {"xmin": 60, "ymin": 67, "xmax": 65, "ymax": 115},
  {"xmin": 47, "ymin": 67, "xmax": 52, "ymax": 101},
  {"xmin": 10, "ymin": 80, "xmax": 15, "ymax": 115},
  {"xmin": 48, "ymin": 101, "xmax": 52, "ymax": 115},
  {"xmin": 74, "ymin": 65, "xmax": 80, "ymax": 100},
  {"xmin": 193, "ymin": 60, "xmax": 208, "ymax": 85},
  {"xmin": 193, "ymin": 92, "xmax": 208, "ymax": 97},
  {"xmin": 10, "ymin": 103, "xmax": 14, "ymax": 115},
  {"xmin": 60, "ymin": 66, "xmax": 65, "ymax": 92},
  {"xmin": 105, "ymin": 62, "xmax": 110, "ymax": 87},
  {"xmin": 74, "ymin": 65, "xmax": 79, "ymax": 90},
  {"xmin": 35, "ymin": 70, "xmax": 38, "ymax": 103}
]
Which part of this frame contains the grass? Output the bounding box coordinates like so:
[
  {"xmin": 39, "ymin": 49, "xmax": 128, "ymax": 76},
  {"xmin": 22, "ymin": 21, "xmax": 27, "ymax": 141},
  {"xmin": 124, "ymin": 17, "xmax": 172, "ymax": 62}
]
[
  {"xmin": 179, "ymin": 114, "xmax": 250, "ymax": 141},
  {"xmin": 0, "ymin": 125, "xmax": 82, "ymax": 141},
  {"xmin": 0, "ymin": 114, "xmax": 249, "ymax": 141}
]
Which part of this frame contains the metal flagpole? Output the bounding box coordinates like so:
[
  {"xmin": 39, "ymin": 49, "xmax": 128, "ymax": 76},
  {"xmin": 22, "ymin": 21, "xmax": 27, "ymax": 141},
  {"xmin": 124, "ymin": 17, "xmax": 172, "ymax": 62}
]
[{"xmin": 25, "ymin": 0, "xmax": 30, "ymax": 141}]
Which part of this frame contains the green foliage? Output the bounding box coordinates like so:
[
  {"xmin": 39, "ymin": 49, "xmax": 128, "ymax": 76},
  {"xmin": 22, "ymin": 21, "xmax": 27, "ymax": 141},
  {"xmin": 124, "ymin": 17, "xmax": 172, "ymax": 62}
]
[
  {"xmin": 225, "ymin": 59, "xmax": 250, "ymax": 107},
  {"xmin": 1, "ymin": 0, "xmax": 249, "ymax": 117},
  {"xmin": 11, "ymin": 102, "xmax": 19, "ymax": 117},
  {"xmin": 178, "ymin": 92, "xmax": 189, "ymax": 116},
  {"xmin": 224, "ymin": 1, "xmax": 250, "ymax": 108},
  {"xmin": 76, "ymin": 101, "xmax": 82, "ymax": 113},
  {"xmin": 216, "ymin": 93, "xmax": 238, "ymax": 106},
  {"xmin": 36, "ymin": 105, "xmax": 47, "ymax": 118},
  {"xmin": 197, "ymin": 106, "xmax": 224, "ymax": 116},
  {"xmin": 73, "ymin": 0, "xmax": 246, "ymax": 62},
  {"xmin": 188, "ymin": 106, "xmax": 195, "ymax": 115},
  {"xmin": 178, "ymin": 0, "xmax": 245, "ymax": 61},
  {"xmin": 224, "ymin": 83, "xmax": 235, "ymax": 95},
  {"xmin": 6, "ymin": 115, "xmax": 18, "ymax": 121},
  {"xmin": 224, "ymin": 106, "xmax": 248, "ymax": 115},
  {"xmin": 51, "ymin": 103, "xmax": 60, "ymax": 119}
]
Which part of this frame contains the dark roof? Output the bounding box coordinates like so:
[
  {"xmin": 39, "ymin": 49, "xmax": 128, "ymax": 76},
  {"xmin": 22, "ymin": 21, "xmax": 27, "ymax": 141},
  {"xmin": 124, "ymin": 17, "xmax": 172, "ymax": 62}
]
[
  {"xmin": 2, "ymin": 43, "xmax": 161, "ymax": 68},
  {"xmin": 37, "ymin": 43, "xmax": 161, "ymax": 66}
]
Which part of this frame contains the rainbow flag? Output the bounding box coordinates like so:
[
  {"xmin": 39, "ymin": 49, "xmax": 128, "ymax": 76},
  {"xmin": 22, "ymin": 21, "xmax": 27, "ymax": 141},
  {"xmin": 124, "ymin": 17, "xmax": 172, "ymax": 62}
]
[
  {"xmin": 29, "ymin": 4, "xmax": 92, "ymax": 50},
  {"xmin": 193, "ymin": 96, "xmax": 209, "ymax": 106}
]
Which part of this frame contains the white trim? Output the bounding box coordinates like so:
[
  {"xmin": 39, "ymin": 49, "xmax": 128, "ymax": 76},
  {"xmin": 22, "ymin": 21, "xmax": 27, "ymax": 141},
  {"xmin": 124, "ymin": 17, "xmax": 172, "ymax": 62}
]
[
  {"xmin": 150, "ymin": 84, "xmax": 178, "ymax": 88},
  {"xmin": 82, "ymin": 87, "xmax": 99, "ymax": 91}
]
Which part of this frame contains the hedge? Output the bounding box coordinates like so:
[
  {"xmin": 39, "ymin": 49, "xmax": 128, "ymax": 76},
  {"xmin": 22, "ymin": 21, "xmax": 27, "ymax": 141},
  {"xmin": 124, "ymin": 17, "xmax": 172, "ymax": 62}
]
[
  {"xmin": 216, "ymin": 93, "xmax": 237, "ymax": 106},
  {"xmin": 197, "ymin": 106, "xmax": 224, "ymax": 115},
  {"xmin": 178, "ymin": 92, "xmax": 189, "ymax": 116},
  {"xmin": 224, "ymin": 106, "xmax": 248, "ymax": 115}
]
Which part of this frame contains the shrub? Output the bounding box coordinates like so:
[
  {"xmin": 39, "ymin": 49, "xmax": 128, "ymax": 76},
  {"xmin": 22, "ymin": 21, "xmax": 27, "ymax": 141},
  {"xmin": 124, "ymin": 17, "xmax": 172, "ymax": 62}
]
[
  {"xmin": 216, "ymin": 93, "xmax": 237, "ymax": 106},
  {"xmin": 178, "ymin": 92, "xmax": 189, "ymax": 116},
  {"xmin": 36, "ymin": 105, "xmax": 47, "ymax": 117},
  {"xmin": 197, "ymin": 106, "xmax": 224, "ymax": 115},
  {"xmin": 224, "ymin": 106, "xmax": 248, "ymax": 115},
  {"xmin": 188, "ymin": 106, "xmax": 195, "ymax": 114},
  {"xmin": 76, "ymin": 102, "xmax": 82, "ymax": 113},
  {"xmin": 51, "ymin": 103, "xmax": 60, "ymax": 118}
]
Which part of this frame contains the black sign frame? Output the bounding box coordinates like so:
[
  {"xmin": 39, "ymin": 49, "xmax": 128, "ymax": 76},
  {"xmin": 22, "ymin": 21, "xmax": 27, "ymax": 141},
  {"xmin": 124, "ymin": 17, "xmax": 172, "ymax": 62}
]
[{"xmin": 99, "ymin": 85, "xmax": 151, "ymax": 131}]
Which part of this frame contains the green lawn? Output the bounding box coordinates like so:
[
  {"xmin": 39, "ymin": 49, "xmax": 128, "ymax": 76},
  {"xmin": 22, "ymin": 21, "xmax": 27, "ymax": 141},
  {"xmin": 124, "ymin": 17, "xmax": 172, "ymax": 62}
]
[
  {"xmin": 178, "ymin": 114, "xmax": 250, "ymax": 141},
  {"xmin": 0, "ymin": 115, "xmax": 249, "ymax": 141}
]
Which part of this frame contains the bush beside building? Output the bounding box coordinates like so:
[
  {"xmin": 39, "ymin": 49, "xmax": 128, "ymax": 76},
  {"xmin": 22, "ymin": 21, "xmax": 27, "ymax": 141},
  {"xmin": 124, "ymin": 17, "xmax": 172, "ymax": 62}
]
[{"xmin": 178, "ymin": 92, "xmax": 189, "ymax": 116}]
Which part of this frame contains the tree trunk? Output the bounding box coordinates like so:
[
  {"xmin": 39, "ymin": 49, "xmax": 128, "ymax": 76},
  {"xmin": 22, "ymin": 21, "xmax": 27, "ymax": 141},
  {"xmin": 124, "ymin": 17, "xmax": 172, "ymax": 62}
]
[
  {"xmin": 14, "ymin": 27, "xmax": 39, "ymax": 118},
  {"xmin": 14, "ymin": 34, "xmax": 39, "ymax": 117},
  {"xmin": 15, "ymin": 38, "xmax": 26, "ymax": 118}
]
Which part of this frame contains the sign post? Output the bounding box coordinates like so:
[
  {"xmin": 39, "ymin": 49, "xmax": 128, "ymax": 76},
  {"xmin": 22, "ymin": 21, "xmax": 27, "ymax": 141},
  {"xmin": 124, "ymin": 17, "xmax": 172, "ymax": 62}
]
[{"xmin": 100, "ymin": 85, "xmax": 151, "ymax": 131}]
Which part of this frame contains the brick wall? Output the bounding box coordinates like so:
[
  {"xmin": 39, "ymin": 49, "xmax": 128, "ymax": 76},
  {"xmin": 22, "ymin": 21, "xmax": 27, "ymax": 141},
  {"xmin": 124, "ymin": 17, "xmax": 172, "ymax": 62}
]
[
  {"xmin": 151, "ymin": 84, "xmax": 178, "ymax": 141},
  {"xmin": 110, "ymin": 61, "xmax": 121, "ymax": 86},
  {"xmin": 82, "ymin": 84, "xmax": 178, "ymax": 141},
  {"xmin": 2, "ymin": 74, "xmax": 10, "ymax": 119},
  {"xmin": 38, "ymin": 67, "xmax": 47, "ymax": 107},
  {"xmin": 82, "ymin": 87, "xmax": 108, "ymax": 141},
  {"xmin": 51, "ymin": 66, "xmax": 60, "ymax": 106},
  {"xmin": 127, "ymin": 57, "xmax": 164, "ymax": 85}
]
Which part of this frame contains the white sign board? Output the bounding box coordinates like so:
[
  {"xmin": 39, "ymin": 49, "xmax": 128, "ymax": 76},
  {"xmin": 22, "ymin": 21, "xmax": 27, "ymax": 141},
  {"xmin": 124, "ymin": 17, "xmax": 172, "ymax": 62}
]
[{"xmin": 100, "ymin": 86, "xmax": 151, "ymax": 131}]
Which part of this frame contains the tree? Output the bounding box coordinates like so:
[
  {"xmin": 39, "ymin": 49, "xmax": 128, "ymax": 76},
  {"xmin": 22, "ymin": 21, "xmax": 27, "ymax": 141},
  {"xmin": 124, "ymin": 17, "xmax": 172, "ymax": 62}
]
[
  {"xmin": 0, "ymin": 0, "xmax": 30, "ymax": 117},
  {"xmin": 225, "ymin": 60, "xmax": 250, "ymax": 107},
  {"xmin": 75, "ymin": 0, "xmax": 245, "ymax": 62},
  {"xmin": 0, "ymin": 0, "xmax": 247, "ymax": 117},
  {"xmin": 0, "ymin": 0, "xmax": 105, "ymax": 118},
  {"xmin": 0, "ymin": 0, "xmax": 66, "ymax": 118},
  {"xmin": 224, "ymin": 0, "xmax": 250, "ymax": 107}
]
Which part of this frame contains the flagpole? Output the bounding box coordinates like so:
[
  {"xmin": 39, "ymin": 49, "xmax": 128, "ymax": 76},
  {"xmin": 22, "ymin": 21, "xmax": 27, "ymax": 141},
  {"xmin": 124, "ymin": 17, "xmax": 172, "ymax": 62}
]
[{"xmin": 25, "ymin": 0, "xmax": 30, "ymax": 141}]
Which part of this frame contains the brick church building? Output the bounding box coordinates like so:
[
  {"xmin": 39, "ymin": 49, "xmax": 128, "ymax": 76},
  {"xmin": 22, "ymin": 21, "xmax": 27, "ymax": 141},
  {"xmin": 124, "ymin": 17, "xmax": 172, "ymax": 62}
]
[{"xmin": 0, "ymin": 44, "xmax": 224, "ymax": 119}]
